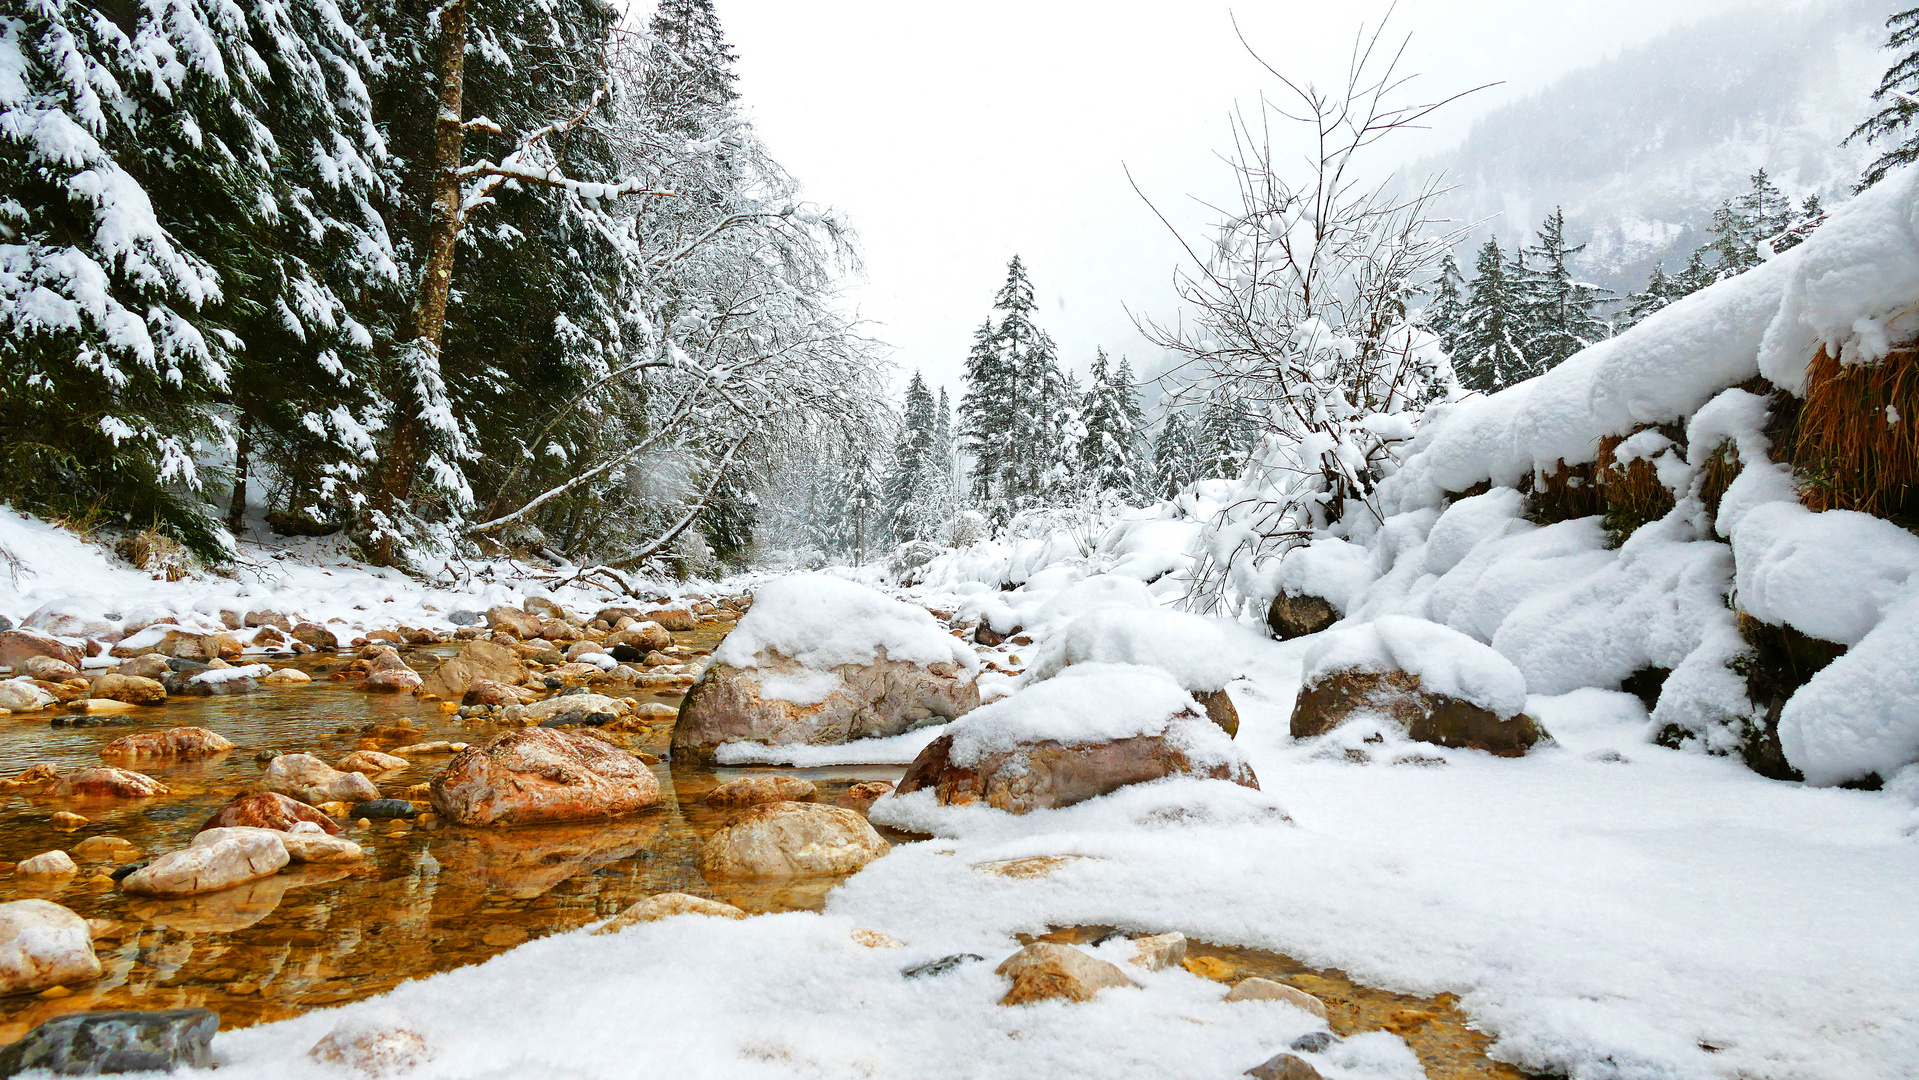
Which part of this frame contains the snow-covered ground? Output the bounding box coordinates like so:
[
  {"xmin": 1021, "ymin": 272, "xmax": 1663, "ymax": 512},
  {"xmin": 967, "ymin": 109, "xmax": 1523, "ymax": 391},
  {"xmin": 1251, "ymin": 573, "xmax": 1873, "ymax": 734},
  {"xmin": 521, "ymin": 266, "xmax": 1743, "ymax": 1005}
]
[{"xmin": 198, "ymin": 626, "xmax": 1918, "ymax": 1080}]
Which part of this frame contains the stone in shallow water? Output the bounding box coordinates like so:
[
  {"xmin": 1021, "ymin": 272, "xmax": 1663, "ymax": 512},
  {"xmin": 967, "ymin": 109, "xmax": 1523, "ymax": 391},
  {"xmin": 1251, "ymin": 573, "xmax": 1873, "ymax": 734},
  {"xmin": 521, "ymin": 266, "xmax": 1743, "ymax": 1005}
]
[
  {"xmin": 120, "ymin": 829, "xmax": 288, "ymax": 897},
  {"xmin": 0, "ymin": 1007, "xmax": 217, "ymax": 1077},
  {"xmin": 0, "ymin": 900, "xmax": 100, "ymax": 995},
  {"xmin": 696, "ymin": 802, "xmax": 888, "ymax": 879},
  {"xmin": 1289, "ymin": 1032, "xmax": 1336, "ymax": 1053},
  {"xmin": 1223, "ymin": 977, "xmax": 1329, "ymax": 1018},
  {"xmin": 199, "ymin": 791, "xmax": 341, "ymax": 835},
  {"xmin": 349, "ymin": 799, "xmax": 417, "ymax": 821},
  {"xmin": 704, "ymin": 775, "xmax": 816, "ymax": 808},
  {"xmin": 594, "ymin": 893, "xmax": 746, "ymax": 934},
  {"xmin": 265, "ymin": 753, "xmax": 379, "ymax": 805}
]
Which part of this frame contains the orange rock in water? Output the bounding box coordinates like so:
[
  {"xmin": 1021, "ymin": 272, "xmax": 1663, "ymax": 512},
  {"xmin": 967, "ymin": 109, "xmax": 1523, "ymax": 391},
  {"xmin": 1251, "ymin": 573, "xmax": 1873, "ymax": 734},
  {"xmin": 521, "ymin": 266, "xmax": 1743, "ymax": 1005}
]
[
  {"xmin": 429, "ymin": 728, "xmax": 661, "ymax": 826},
  {"xmin": 704, "ymin": 775, "xmax": 816, "ymax": 808},
  {"xmin": 995, "ymin": 942, "xmax": 1135, "ymax": 1006},
  {"xmin": 51, "ymin": 767, "xmax": 168, "ymax": 798},
  {"xmin": 100, "ymin": 727, "xmax": 233, "ymax": 760},
  {"xmin": 198, "ymin": 791, "xmax": 341, "ymax": 836}
]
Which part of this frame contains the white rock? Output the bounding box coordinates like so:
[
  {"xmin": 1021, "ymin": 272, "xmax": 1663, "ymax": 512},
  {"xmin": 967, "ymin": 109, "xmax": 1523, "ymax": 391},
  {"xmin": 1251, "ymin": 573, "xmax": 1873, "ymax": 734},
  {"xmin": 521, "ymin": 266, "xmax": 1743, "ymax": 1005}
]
[
  {"xmin": 0, "ymin": 899, "xmax": 100, "ymax": 994},
  {"xmin": 197, "ymin": 826, "xmax": 362, "ymax": 865},
  {"xmin": 121, "ymin": 829, "xmax": 289, "ymax": 897},
  {"xmin": 15, "ymin": 850, "xmax": 76, "ymax": 877}
]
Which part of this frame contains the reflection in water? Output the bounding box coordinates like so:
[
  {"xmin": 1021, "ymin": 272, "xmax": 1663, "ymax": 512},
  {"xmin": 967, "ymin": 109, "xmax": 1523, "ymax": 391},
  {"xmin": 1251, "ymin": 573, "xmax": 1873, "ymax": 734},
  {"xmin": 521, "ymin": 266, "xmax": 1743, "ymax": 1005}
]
[{"xmin": 0, "ymin": 618, "xmax": 913, "ymax": 1040}]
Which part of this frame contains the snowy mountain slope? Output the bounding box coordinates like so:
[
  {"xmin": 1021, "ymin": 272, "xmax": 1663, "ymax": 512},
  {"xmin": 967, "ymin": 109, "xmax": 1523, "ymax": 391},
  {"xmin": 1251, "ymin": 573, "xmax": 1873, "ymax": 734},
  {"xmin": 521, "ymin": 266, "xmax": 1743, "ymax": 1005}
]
[{"xmin": 1413, "ymin": 0, "xmax": 1887, "ymax": 293}]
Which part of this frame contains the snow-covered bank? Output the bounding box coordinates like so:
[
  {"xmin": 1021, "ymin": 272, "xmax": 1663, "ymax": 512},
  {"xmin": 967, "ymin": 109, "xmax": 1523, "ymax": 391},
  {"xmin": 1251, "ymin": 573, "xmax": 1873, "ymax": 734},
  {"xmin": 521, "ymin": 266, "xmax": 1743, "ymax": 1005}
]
[
  {"xmin": 0, "ymin": 509, "xmax": 716, "ymax": 647},
  {"xmin": 197, "ymin": 650, "xmax": 1919, "ymax": 1080}
]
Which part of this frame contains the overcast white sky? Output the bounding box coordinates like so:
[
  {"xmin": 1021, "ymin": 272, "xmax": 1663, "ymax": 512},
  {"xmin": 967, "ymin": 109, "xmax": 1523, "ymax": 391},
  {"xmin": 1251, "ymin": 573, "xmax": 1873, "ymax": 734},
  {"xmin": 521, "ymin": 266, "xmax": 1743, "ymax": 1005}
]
[{"xmin": 716, "ymin": 0, "xmax": 1767, "ymax": 400}]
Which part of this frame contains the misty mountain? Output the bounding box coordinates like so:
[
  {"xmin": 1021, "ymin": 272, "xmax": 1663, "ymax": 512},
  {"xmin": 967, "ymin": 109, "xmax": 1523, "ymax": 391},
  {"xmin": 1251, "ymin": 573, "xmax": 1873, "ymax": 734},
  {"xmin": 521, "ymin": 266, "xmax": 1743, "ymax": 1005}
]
[{"xmin": 1413, "ymin": 0, "xmax": 1889, "ymax": 296}]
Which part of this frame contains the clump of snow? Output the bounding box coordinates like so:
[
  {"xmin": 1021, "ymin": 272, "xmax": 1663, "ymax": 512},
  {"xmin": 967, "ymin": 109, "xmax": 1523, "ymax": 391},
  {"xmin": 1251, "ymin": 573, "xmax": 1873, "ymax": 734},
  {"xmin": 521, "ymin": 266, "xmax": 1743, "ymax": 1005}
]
[
  {"xmin": 1021, "ymin": 607, "xmax": 1250, "ymax": 693},
  {"xmin": 714, "ymin": 723, "xmax": 952, "ymax": 766},
  {"xmin": 1304, "ymin": 616, "xmax": 1529, "ymax": 719},
  {"xmin": 189, "ymin": 664, "xmax": 271, "ymax": 685},
  {"xmin": 1728, "ymin": 501, "xmax": 1919, "ymax": 647},
  {"xmin": 1266, "ymin": 536, "xmax": 1378, "ymax": 614},
  {"xmin": 711, "ymin": 575, "xmax": 976, "ymax": 674},
  {"xmin": 941, "ymin": 663, "xmax": 1235, "ymax": 769},
  {"xmin": 1780, "ymin": 591, "xmax": 1919, "ymax": 786}
]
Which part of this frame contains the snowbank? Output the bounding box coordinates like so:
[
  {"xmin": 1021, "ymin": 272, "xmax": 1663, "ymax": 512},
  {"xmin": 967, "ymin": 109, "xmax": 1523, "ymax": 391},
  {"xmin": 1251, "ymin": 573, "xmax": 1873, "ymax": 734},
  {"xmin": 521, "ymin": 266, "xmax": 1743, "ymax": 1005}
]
[
  {"xmin": 712, "ymin": 574, "xmax": 976, "ymax": 674},
  {"xmin": 1021, "ymin": 607, "xmax": 1252, "ymax": 693}
]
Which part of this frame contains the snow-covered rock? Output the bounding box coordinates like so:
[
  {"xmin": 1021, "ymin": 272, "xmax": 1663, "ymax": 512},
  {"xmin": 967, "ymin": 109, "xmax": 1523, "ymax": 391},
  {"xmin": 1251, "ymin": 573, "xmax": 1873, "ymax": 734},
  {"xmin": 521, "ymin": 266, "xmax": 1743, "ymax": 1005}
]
[{"xmin": 674, "ymin": 575, "xmax": 979, "ymax": 761}]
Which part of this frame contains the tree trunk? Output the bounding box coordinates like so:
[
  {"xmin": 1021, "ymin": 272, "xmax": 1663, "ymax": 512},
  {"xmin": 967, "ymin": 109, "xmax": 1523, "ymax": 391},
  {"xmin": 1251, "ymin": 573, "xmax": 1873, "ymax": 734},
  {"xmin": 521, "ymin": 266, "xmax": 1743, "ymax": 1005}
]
[
  {"xmin": 227, "ymin": 418, "xmax": 250, "ymax": 538},
  {"xmin": 371, "ymin": 0, "xmax": 468, "ymax": 566}
]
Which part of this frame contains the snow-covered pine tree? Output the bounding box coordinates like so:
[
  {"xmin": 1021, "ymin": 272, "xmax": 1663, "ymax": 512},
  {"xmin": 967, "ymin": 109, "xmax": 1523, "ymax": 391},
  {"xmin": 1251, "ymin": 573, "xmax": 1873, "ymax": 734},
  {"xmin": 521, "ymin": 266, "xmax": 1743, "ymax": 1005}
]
[
  {"xmin": 1848, "ymin": 7, "xmax": 1919, "ymax": 191},
  {"xmin": 1195, "ymin": 401, "xmax": 1256, "ymax": 482},
  {"xmin": 1424, "ymin": 252, "xmax": 1467, "ymax": 359},
  {"xmin": 885, "ymin": 371, "xmax": 943, "ymax": 542},
  {"xmin": 1151, "ymin": 408, "xmax": 1201, "ymax": 497},
  {"xmin": 958, "ymin": 318, "xmax": 1013, "ymax": 513},
  {"xmin": 0, "ymin": 0, "xmax": 390, "ymax": 556},
  {"xmin": 1078, "ymin": 351, "xmax": 1149, "ymax": 501},
  {"xmin": 1703, "ymin": 170, "xmax": 1795, "ymax": 281},
  {"xmin": 1519, "ymin": 209, "xmax": 1611, "ymax": 370},
  {"xmin": 837, "ymin": 451, "xmax": 887, "ymax": 565},
  {"xmin": 1040, "ymin": 365, "xmax": 1084, "ymax": 503},
  {"xmin": 1618, "ymin": 263, "xmax": 1682, "ymax": 332},
  {"xmin": 645, "ymin": 0, "xmax": 740, "ymax": 135},
  {"xmin": 1454, "ymin": 238, "xmax": 1532, "ymax": 393}
]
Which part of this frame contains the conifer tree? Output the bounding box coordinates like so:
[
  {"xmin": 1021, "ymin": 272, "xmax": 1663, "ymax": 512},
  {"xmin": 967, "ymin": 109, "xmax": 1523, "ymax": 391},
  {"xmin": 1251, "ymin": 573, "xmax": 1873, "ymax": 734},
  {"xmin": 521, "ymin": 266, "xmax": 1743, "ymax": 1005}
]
[
  {"xmin": 1619, "ymin": 263, "xmax": 1682, "ymax": 331},
  {"xmin": 885, "ymin": 372, "xmax": 943, "ymax": 542},
  {"xmin": 959, "ymin": 256, "xmax": 1065, "ymax": 522},
  {"xmin": 646, "ymin": 0, "xmax": 741, "ymax": 134},
  {"xmin": 1152, "ymin": 409, "xmax": 1202, "ymax": 497},
  {"xmin": 1425, "ymin": 253, "xmax": 1467, "ymax": 359},
  {"xmin": 1519, "ymin": 209, "xmax": 1612, "ymax": 370},
  {"xmin": 958, "ymin": 319, "xmax": 1012, "ymax": 509},
  {"xmin": 1454, "ymin": 238, "xmax": 1532, "ymax": 393},
  {"xmin": 1704, "ymin": 170, "xmax": 1794, "ymax": 280},
  {"xmin": 1847, "ymin": 8, "xmax": 1919, "ymax": 190},
  {"xmin": 1195, "ymin": 402, "xmax": 1256, "ymax": 481},
  {"xmin": 1079, "ymin": 351, "xmax": 1149, "ymax": 500}
]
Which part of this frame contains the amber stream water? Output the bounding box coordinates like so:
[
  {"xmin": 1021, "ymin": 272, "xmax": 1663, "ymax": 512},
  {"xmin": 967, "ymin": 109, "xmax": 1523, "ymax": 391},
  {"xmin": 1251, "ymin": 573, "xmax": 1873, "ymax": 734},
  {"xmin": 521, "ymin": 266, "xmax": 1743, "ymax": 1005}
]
[{"xmin": 0, "ymin": 620, "xmax": 1521, "ymax": 1078}]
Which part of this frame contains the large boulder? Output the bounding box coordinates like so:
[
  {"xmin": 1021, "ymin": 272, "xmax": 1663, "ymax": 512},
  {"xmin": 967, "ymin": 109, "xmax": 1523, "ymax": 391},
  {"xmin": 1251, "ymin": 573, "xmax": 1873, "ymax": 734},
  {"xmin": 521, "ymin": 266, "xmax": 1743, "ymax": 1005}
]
[
  {"xmin": 673, "ymin": 576, "xmax": 980, "ymax": 762},
  {"xmin": 0, "ymin": 679, "xmax": 57, "ymax": 713},
  {"xmin": 52, "ymin": 768, "xmax": 168, "ymax": 798},
  {"xmin": 111, "ymin": 627, "xmax": 242, "ymax": 662},
  {"xmin": 696, "ymin": 801, "xmax": 889, "ymax": 878},
  {"xmin": 0, "ymin": 630, "xmax": 82, "ymax": 672},
  {"xmin": 894, "ymin": 664, "xmax": 1258, "ymax": 814},
  {"xmin": 264, "ymin": 753, "xmax": 380, "ymax": 805},
  {"xmin": 419, "ymin": 639, "xmax": 526, "ymax": 699},
  {"xmin": 485, "ymin": 606, "xmax": 545, "ymax": 639},
  {"xmin": 645, "ymin": 608, "xmax": 698, "ymax": 632},
  {"xmin": 0, "ymin": 1008, "xmax": 217, "ymax": 1076},
  {"xmin": 1290, "ymin": 616, "xmax": 1544, "ymax": 756},
  {"xmin": 705, "ymin": 775, "xmax": 816, "ymax": 808},
  {"xmin": 429, "ymin": 728, "xmax": 662, "ymax": 826},
  {"xmin": 120, "ymin": 829, "xmax": 289, "ymax": 897},
  {"xmin": 199, "ymin": 791, "xmax": 341, "ymax": 835},
  {"xmin": 101, "ymin": 727, "xmax": 233, "ymax": 760},
  {"xmin": 88, "ymin": 673, "xmax": 167, "ymax": 706},
  {"xmin": 604, "ymin": 622, "xmax": 672, "ymax": 654},
  {"xmin": 199, "ymin": 825, "xmax": 361, "ymax": 864},
  {"xmin": 23, "ymin": 655, "xmax": 79, "ymax": 681},
  {"xmin": 0, "ymin": 900, "xmax": 101, "ymax": 995}
]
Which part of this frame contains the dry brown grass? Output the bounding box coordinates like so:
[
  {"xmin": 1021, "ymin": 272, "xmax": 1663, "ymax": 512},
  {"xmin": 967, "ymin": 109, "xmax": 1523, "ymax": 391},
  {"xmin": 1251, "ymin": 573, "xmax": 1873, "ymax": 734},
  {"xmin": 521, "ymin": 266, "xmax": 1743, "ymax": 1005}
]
[
  {"xmin": 1594, "ymin": 430, "xmax": 1677, "ymax": 540},
  {"xmin": 1524, "ymin": 459, "xmax": 1602, "ymax": 526},
  {"xmin": 1697, "ymin": 440, "xmax": 1742, "ymax": 525},
  {"xmin": 1791, "ymin": 343, "xmax": 1919, "ymax": 524}
]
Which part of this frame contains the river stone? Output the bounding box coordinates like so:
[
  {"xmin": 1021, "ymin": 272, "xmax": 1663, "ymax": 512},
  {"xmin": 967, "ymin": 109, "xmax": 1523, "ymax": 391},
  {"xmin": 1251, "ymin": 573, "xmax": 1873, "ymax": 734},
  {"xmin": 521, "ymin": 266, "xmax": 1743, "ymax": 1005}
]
[
  {"xmin": 154, "ymin": 630, "xmax": 243, "ymax": 662},
  {"xmin": 262, "ymin": 667, "xmax": 311, "ymax": 685},
  {"xmin": 100, "ymin": 727, "xmax": 233, "ymax": 760},
  {"xmin": 113, "ymin": 655, "xmax": 171, "ymax": 680},
  {"xmin": 70, "ymin": 837, "xmax": 136, "ymax": 862},
  {"xmin": 1224, "ymin": 978, "xmax": 1329, "ymax": 1018},
  {"xmin": 896, "ymin": 727, "xmax": 1260, "ymax": 815},
  {"xmin": 429, "ymin": 728, "xmax": 661, "ymax": 826},
  {"xmin": 336, "ymin": 750, "xmax": 408, "ymax": 775},
  {"xmin": 994, "ymin": 942, "xmax": 1136, "ymax": 1006},
  {"xmin": 87, "ymin": 674, "xmax": 167, "ymax": 707},
  {"xmin": 0, "ymin": 631, "xmax": 82, "ymax": 673},
  {"xmin": 52, "ymin": 768, "xmax": 167, "ymax": 798},
  {"xmin": 644, "ymin": 609, "xmax": 697, "ymax": 632},
  {"xmin": 523, "ymin": 694, "xmax": 629, "ymax": 723},
  {"xmin": 1289, "ymin": 669, "xmax": 1544, "ymax": 756},
  {"xmin": 309, "ymin": 1016, "xmax": 431, "ymax": 1075},
  {"xmin": 349, "ymin": 799, "xmax": 417, "ymax": 821},
  {"xmin": 1267, "ymin": 592, "xmax": 1340, "ymax": 641},
  {"xmin": 49, "ymin": 812, "xmax": 87, "ymax": 831},
  {"xmin": 23, "ymin": 655, "xmax": 80, "ymax": 681},
  {"xmin": 448, "ymin": 610, "xmax": 482, "ymax": 627},
  {"xmin": 16, "ymin": 851, "xmax": 76, "ymax": 877},
  {"xmin": 673, "ymin": 653, "xmax": 980, "ymax": 763},
  {"xmin": 120, "ymin": 829, "xmax": 289, "ymax": 897},
  {"xmin": 0, "ymin": 680, "xmax": 56, "ymax": 713},
  {"xmin": 0, "ymin": 1008, "xmax": 218, "ymax": 1077},
  {"xmin": 1290, "ymin": 1032, "xmax": 1337, "ymax": 1053},
  {"xmin": 485, "ymin": 606, "xmax": 544, "ymax": 639},
  {"xmin": 0, "ymin": 900, "xmax": 100, "ymax": 996},
  {"xmin": 461, "ymin": 678, "xmax": 530, "ymax": 707},
  {"xmin": 362, "ymin": 667, "xmax": 422, "ymax": 693},
  {"xmin": 604, "ymin": 622, "xmax": 672, "ymax": 653},
  {"xmin": 264, "ymin": 754, "xmax": 380, "ymax": 805},
  {"xmin": 705, "ymin": 775, "xmax": 816, "ymax": 808},
  {"xmin": 1245, "ymin": 1052, "xmax": 1326, "ymax": 1080},
  {"xmin": 421, "ymin": 640, "xmax": 525, "ymax": 700},
  {"xmin": 696, "ymin": 801, "xmax": 889, "ymax": 879},
  {"xmin": 1128, "ymin": 932, "xmax": 1188, "ymax": 971},
  {"xmin": 902, "ymin": 953, "xmax": 985, "ymax": 979},
  {"xmin": 198, "ymin": 825, "xmax": 360, "ymax": 864},
  {"xmin": 290, "ymin": 622, "xmax": 336, "ymax": 649},
  {"xmin": 200, "ymin": 792, "xmax": 341, "ymax": 835},
  {"xmin": 594, "ymin": 893, "xmax": 747, "ymax": 934}
]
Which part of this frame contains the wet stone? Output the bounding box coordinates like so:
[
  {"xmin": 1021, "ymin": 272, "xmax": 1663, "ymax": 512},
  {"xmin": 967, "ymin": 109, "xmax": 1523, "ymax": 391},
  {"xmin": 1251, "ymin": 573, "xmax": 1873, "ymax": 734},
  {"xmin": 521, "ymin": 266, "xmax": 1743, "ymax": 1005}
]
[
  {"xmin": 349, "ymin": 799, "xmax": 417, "ymax": 821},
  {"xmin": 1244, "ymin": 1052, "xmax": 1324, "ymax": 1080},
  {"xmin": 0, "ymin": 1008, "xmax": 218, "ymax": 1077},
  {"xmin": 1289, "ymin": 1032, "xmax": 1336, "ymax": 1054}
]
